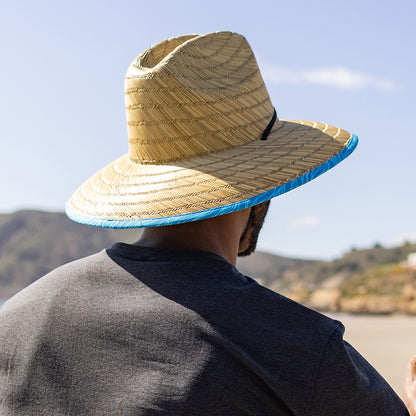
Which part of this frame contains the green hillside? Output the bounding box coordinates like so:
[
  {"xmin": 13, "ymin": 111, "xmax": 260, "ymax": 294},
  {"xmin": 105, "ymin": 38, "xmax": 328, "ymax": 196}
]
[
  {"xmin": 1, "ymin": 210, "xmax": 415, "ymax": 314},
  {"xmin": 0, "ymin": 211, "xmax": 140, "ymax": 299}
]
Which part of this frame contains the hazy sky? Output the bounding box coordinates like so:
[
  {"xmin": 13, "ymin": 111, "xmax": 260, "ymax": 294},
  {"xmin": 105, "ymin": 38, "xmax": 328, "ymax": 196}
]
[{"xmin": 1, "ymin": 0, "xmax": 415, "ymax": 259}]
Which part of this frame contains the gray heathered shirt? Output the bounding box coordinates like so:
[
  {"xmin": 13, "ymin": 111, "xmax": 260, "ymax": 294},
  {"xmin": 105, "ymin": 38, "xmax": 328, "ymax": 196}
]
[{"xmin": 0, "ymin": 243, "xmax": 409, "ymax": 415}]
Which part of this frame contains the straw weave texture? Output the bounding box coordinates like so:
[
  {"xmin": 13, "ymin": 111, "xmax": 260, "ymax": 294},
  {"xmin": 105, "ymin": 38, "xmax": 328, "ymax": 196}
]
[
  {"xmin": 124, "ymin": 32, "xmax": 274, "ymax": 163},
  {"xmin": 66, "ymin": 31, "xmax": 356, "ymax": 227}
]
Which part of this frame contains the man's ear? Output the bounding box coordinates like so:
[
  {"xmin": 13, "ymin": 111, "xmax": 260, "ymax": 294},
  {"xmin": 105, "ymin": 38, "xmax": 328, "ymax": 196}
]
[{"xmin": 404, "ymin": 355, "xmax": 416, "ymax": 416}]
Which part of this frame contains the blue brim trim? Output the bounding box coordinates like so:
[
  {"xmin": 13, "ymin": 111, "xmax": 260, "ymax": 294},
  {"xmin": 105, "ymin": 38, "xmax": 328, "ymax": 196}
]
[{"xmin": 66, "ymin": 134, "xmax": 358, "ymax": 228}]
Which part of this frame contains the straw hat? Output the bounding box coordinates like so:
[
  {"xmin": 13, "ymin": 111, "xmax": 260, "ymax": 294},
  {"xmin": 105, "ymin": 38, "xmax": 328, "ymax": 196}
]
[{"xmin": 66, "ymin": 31, "xmax": 358, "ymax": 228}]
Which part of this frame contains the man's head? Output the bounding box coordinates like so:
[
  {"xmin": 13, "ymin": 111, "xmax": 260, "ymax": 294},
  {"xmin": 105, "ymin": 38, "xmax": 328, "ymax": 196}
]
[{"xmin": 66, "ymin": 31, "xmax": 357, "ymax": 235}]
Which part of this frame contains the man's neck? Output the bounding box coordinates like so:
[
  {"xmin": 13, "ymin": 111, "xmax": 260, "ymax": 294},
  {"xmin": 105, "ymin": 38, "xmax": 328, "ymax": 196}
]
[{"xmin": 135, "ymin": 209, "xmax": 250, "ymax": 266}]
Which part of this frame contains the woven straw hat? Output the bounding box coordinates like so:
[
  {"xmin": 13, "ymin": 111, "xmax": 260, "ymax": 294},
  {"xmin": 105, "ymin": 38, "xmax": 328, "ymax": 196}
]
[{"xmin": 66, "ymin": 31, "xmax": 358, "ymax": 228}]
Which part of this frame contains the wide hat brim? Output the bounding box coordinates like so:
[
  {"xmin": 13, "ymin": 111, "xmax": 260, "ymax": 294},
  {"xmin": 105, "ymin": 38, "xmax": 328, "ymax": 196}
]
[{"xmin": 66, "ymin": 119, "xmax": 357, "ymax": 228}]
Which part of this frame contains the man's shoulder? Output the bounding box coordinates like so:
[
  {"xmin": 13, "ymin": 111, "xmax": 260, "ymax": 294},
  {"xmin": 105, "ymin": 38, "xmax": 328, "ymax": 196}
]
[
  {"xmin": 0, "ymin": 250, "xmax": 111, "ymax": 316},
  {"xmin": 211, "ymin": 268, "xmax": 344, "ymax": 353},
  {"xmin": 244, "ymin": 273, "xmax": 340, "ymax": 326}
]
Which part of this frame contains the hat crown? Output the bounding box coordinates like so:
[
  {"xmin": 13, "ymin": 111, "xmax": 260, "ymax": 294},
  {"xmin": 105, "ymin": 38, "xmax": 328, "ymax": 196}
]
[{"xmin": 124, "ymin": 31, "xmax": 275, "ymax": 164}]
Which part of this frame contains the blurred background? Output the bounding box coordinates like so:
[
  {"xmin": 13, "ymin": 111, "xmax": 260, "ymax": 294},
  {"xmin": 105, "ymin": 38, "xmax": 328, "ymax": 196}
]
[{"xmin": 1, "ymin": 0, "xmax": 415, "ymax": 259}]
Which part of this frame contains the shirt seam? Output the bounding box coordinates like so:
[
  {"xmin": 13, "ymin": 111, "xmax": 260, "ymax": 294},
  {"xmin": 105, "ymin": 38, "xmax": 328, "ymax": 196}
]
[{"xmin": 307, "ymin": 322, "xmax": 344, "ymax": 416}]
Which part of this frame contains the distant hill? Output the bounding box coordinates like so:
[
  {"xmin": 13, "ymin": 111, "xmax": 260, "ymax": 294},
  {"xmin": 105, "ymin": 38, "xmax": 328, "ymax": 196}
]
[
  {"xmin": 0, "ymin": 211, "xmax": 140, "ymax": 299},
  {"xmin": 1, "ymin": 210, "xmax": 415, "ymax": 314},
  {"xmin": 0, "ymin": 210, "xmax": 311, "ymax": 300},
  {"xmin": 242, "ymin": 241, "xmax": 416, "ymax": 313}
]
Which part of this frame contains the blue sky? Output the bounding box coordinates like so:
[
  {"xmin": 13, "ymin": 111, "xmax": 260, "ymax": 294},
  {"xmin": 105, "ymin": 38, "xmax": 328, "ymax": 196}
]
[{"xmin": 1, "ymin": 0, "xmax": 415, "ymax": 259}]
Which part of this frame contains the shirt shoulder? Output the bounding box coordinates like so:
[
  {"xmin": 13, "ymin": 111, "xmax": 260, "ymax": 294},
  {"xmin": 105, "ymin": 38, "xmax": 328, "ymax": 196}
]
[
  {"xmin": 1, "ymin": 250, "xmax": 107, "ymax": 309},
  {"xmin": 309, "ymin": 324, "xmax": 409, "ymax": 415},
  {"xmin": 0, "ymin": 249, "xmax": 127, "ymax": 338}
]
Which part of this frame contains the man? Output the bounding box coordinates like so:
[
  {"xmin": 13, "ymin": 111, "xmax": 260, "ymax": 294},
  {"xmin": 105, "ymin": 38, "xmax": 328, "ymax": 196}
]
[{"xmin": 0, "ymin": 31, "xmax": 410, "ymax": 415}]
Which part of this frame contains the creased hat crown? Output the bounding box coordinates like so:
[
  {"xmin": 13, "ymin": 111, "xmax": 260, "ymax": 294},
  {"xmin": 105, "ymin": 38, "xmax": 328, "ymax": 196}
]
[
  {"xmin": 124, "ymin": 31, "xmax": 275, "ymax": 163},
  {"xmin": 66, "ymin": 30, "xmax": 358, "ymax": 229}
]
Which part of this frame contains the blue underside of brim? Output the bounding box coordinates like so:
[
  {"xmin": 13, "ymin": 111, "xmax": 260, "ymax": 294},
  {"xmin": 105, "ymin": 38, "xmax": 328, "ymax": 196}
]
[{"xmin": 66, "ymin": 134, "xmax": 358, "ymax": 228}]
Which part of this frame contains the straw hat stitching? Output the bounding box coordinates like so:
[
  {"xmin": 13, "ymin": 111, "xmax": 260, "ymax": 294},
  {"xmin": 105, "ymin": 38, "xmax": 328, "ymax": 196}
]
[
  {"xmin": 96, "ymin": 122, "xmax": 332, "ymax": 183},
  {"xmin": 126, "ymin": 97, "xmax": 272, "ymax": 128},
  {"xmin": 73, "ymin": 137, "xmax": 352, "ymax": 219},
  {"xmin": 81, "ymin": 137, "xmax": 342, "ymax": 203},
  {"xmin": 69, "ymin": 194, "xmax": 248, "ymax": 218},
  {"xmin": 125, "ymin": 69, "xmax": 261, "ymax": 104},
  {"xmin": 142, "ymin": 35, "xmax": 246, "ymax": 69},
  {"xmin": 124, "ymin": 76, "xmax": 264, "ymax": 95},
  {"xmin": 68, "ymin": 134, "xmax": 355, "ymax": 222},
  {"xmin": 134, "ymin": 33, "xmax": 227, "ymax": 68},
  {"xmin": 125, "ymin": 53, "xmax": 256, "ymax": 81},
  {"xmin": 131, "ymin": 51, "xmax": 254, "ymax": 81},
  {"xmin": 127, "ymin": 115, "xmax": 272, "ymax": 159},
  {"xmin": 132, "ymin": 32, "xmax": 234, "ymax": 71},
  {"xmin": 94, "ymin": 124, "xmax": 326, "ymax": 190},
  {"xmin": 126, "ymin": 100, "xmax": 271, "ymax": 131},
  {"xmin": 128, "ymin": 103, "xmax": 272, "ymax": 144},
  {"xmin": 161, "ymin": 39, "xmax": 247, "ymax": 73},
  {"xmin": 160, "ymin": 33, "xmax": 232, "ymax": 59}
]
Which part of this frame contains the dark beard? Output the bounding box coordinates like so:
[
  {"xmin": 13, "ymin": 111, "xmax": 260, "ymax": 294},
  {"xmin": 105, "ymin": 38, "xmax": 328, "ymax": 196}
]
[{"xmin": 238, "ymin": 200, "xmax": 270, "ymax": 257}]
